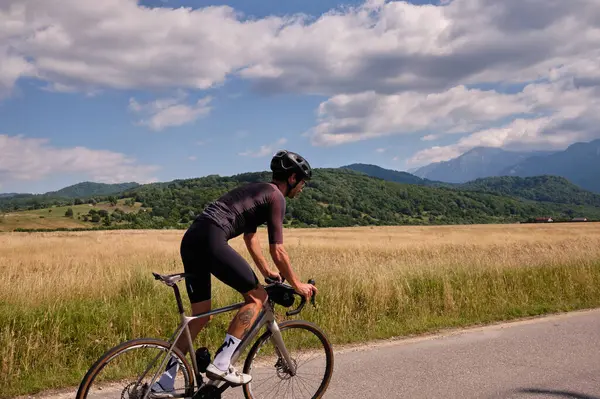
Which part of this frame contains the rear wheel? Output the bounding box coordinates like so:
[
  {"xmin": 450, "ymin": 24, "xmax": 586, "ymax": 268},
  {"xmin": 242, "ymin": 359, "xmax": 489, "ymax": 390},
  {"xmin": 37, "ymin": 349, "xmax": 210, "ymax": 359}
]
[
  {"xmin": 76, "ymin": 338, "xmax": 195, "ymax": 399},
  {"xmin": 242, "ymin": 320, "xmax": 334, "ymax": 399}
]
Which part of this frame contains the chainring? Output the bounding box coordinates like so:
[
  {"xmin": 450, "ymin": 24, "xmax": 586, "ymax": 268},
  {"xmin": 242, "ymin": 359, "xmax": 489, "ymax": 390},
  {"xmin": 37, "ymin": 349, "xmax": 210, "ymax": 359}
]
[{"xmin": 192, "ymin": 384, "xmax": 222, "ymax": 399}]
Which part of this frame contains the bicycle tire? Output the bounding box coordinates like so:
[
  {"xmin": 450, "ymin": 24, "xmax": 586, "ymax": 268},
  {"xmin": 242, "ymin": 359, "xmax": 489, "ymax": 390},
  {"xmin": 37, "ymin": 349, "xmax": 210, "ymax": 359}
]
[
  {"xmin": 76, "ymin": 337, "xmax": 195, "ymax": 399},
  {"xmin": 242, "ymin": 320, "xmax": 334, "ymax": 399}
]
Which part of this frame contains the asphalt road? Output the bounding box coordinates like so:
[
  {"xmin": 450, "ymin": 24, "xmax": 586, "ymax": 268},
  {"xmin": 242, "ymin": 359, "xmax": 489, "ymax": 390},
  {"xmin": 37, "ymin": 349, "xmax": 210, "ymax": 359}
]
[
  {"xmin": 225, "ymin": 309, "xmax": 600, "ymax": 399},
  {"xmin": 23, "ymin": 309, "xmax": 600, "ymax": 398},
  {"xmin": 329, "ymin": 309, "xmax": 600, "ymax": 398}
]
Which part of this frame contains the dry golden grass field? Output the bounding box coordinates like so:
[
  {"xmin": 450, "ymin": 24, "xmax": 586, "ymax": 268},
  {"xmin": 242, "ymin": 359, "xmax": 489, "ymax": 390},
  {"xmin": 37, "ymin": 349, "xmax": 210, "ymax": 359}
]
[{"xmin": 2, "ymin": 223, "xmax": 600, "ymax": 396}]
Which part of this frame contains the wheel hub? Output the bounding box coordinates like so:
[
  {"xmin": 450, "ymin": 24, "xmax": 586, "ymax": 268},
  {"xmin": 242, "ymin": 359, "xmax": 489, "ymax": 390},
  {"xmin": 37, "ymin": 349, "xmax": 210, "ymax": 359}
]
[{"xmin": 275, "ymin": 357, "xmax": 298, "ymax": 380}]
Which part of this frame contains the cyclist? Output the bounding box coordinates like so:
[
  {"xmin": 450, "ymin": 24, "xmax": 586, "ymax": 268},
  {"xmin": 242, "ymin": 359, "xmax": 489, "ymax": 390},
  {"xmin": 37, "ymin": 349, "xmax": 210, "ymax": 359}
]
[{"xmin": 151, "ymin": 150, "xmax": 318, "ymax": 396}]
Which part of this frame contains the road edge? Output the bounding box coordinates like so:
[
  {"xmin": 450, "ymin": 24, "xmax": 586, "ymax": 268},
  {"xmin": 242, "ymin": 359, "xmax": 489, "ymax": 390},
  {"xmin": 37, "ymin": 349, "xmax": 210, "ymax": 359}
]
[
  {"xmin": 329, "ymin": 307, "xmax": 600, "ymax": 355},
  {"xmin": 12, "ymin": 307, "xmax": 600, "ymax": 398}
]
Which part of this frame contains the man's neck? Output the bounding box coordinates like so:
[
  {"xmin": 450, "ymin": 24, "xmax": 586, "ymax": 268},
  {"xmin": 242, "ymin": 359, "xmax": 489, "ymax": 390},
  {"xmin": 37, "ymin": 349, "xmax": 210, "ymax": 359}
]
[{"xmin": 271, "ymin": 180, "xmax": 288, "ymax": 196}]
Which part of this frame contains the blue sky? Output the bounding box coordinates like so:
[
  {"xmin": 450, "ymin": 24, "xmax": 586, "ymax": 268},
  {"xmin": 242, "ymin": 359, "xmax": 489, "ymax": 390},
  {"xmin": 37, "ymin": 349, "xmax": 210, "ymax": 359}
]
[{"xmin": 1, "ymin": 0, "xmax": 597, "ymax": 193}]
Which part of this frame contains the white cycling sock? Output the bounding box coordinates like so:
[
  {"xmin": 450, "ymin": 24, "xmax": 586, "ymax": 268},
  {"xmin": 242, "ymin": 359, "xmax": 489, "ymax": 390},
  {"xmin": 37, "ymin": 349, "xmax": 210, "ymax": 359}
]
[{"xmin": 212, "ymin": 333, "xmax": 241, "ymax": 371}]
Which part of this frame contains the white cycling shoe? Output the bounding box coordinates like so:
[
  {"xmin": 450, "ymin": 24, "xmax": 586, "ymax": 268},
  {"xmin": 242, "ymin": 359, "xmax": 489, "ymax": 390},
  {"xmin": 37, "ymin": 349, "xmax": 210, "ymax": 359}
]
[{"xmin": 205, "ymin": 363, "xmax": 252, "ymax": 385}]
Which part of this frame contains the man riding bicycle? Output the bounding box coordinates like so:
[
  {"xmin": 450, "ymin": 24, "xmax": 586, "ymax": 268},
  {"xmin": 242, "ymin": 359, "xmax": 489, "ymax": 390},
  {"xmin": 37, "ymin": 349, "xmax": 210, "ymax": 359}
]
[{"xmin": 151, "ymin": 150, "xmax": 318, "ymax": 396}]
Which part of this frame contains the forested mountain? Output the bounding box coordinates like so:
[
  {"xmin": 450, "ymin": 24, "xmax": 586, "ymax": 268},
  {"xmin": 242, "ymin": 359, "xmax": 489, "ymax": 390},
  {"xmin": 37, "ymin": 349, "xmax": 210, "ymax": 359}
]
[
  {"xmin": 340, "ymin": 163, "xmax": 442, "ymax": 186},
  {"xmin": 457, "ymin": 176, "xmax": 600, "ymax": 207},
  {"xmin": 411, "ymin": 147, "xmax": 548, "ymax": 183},
  {"xmin": 337, "ymin": 164, "xmax": 600, "ymax": 208},
  {"xmin": 117, "ymin": 169, "xmax": 599, "ymax": 228},
  {"xmin": 0, "ymin": 182, "xmax": 140, "ymax": 211},
  {"xmin": 408, "ymin": 139, "xmax": 600, "ymax": 193},
  {"xmin": 48, "ymin": 181, "xmax": 140, "ymax": 198},
  {"xmin": 4, "ymin": 169, "xmax": 599, "ymax": 231},
  {"xmin": 500, "ymin": 139, "xmax": 600, "ymax": 193}
]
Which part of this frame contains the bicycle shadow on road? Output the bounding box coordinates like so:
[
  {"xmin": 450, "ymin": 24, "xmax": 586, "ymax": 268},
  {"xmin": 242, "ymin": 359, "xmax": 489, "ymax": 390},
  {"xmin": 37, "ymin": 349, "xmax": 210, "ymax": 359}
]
[{"xmin": 514, "ymin": 388, "xmax": 600, "ymax": 399}]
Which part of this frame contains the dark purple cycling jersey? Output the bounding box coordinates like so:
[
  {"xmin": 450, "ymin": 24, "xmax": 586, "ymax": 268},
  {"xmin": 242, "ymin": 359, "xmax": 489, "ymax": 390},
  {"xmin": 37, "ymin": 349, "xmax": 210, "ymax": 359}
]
[{"xmin": 196, "ymin": 182, "xmax": 286, "ymax": 244}]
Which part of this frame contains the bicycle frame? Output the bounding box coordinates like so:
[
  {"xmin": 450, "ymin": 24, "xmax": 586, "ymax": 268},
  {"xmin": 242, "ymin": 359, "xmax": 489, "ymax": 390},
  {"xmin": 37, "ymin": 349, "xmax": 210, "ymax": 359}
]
[{"xmin": 142, "ymin": 275, "xmax": 296, "ymax": 398}]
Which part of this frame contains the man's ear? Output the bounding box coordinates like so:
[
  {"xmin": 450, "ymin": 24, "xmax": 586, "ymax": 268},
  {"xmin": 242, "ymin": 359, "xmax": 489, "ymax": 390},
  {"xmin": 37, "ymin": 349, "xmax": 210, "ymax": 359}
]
[{"xmin": 287, "ymin": 173, "xmax": 297, "ymax": 185}]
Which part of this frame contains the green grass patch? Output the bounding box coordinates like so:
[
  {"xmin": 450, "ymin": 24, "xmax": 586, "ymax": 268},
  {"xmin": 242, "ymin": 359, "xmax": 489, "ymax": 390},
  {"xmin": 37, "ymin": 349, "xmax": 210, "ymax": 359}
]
[{"xmin": 3, "ymin": 260, "xmax": 600, "ymax": 396}]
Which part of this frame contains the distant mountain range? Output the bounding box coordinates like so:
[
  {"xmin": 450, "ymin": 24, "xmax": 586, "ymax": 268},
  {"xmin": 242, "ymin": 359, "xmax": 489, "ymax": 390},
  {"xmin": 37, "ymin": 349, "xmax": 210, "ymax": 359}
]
[
  {"xmin": 341, "ymin": 163, "xmax": 600, "ymax": 206},
  {"xmin": 2, "ymin": 138, "xmax": 600, "ymax": 216},
  {"xmin": 500, "ymin": 139, "xmax": 600, "ymax": 193},
  {"xmin": 411, "ymin": 139, "xmax": 600, "ymax": 193},
  {"xmin": 340, "ymin": 163, "xmax": 443, "ymax": 186},
  {"xmin": 411, "ymin": 147, "xmax": 555, "ymax": 184}
]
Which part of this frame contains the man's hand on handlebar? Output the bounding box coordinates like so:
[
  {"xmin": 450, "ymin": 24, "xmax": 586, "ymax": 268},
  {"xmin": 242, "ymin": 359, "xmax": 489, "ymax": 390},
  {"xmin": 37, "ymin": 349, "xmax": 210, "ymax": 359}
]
[
  {"xmin": 293, "ymin": 281, "xmax": 317, "ymax": 301},
  {"xmin": 264, "ymin": 270, "xmax": 282, "ymax": 283}
]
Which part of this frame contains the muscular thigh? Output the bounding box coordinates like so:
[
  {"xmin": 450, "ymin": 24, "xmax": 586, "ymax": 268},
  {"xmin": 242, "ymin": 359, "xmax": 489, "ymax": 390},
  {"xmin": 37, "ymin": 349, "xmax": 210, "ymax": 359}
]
[
  {"xmin": 208, "ymin": 235, "xmax": 259, "ymax": 295},
  {"xmin": 181, "ymin": 221, "xmax": 259, "ymax": 302},
  {"xmin": 180, "ymin": 223, "xmax": 212, "ymax": 303}
]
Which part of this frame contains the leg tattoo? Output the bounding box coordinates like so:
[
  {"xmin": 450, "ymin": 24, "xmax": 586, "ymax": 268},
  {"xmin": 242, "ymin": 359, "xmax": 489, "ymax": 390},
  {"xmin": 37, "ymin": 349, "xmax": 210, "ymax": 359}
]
[{"xmin": 237, "ymin": 306, "xmax": 257, "ymax": 337}]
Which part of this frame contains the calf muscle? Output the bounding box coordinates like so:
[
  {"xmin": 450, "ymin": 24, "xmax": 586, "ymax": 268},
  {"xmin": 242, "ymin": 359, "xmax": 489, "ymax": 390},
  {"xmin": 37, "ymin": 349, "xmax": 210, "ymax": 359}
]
[{"xmin": 227, "ymin": 287, "xmax": 267, "ymax": 339}]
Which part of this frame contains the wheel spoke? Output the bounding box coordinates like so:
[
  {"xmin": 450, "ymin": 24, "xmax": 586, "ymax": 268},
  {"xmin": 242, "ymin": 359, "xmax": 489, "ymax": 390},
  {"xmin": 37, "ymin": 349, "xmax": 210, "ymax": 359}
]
[
  {"xmin": 76, "ymin": 339, "xmax": 194, "ymax": 399},
  {"xmin": 242, "ymin": 321, "xmax": 334, "ymax": 399}
]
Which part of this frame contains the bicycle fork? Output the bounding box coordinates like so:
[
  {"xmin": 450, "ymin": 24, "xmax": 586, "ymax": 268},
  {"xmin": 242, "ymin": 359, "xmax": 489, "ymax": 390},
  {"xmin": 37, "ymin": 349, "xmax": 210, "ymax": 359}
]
[{"xmin": 267, "ymin": 320, "xmax": 297, "ymax": 376}]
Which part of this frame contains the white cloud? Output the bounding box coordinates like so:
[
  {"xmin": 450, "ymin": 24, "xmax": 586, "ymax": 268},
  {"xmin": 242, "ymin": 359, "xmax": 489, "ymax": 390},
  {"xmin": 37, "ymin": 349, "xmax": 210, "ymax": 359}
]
[
  {"xmin": 129, "ymin": 91, "xmax": 212, "ymax": 131},
  {"xmin": 239, "ymin": 138, "xmax": 287, "ymax": 158},
  {"xmin": 0, "ymin": 134, "xmax": 159, "ymax": 184},
  {"xmin": 2, "ymin": 0, "xmax": 600, "ymax": 165},
  {"xmin": 241, "ymin": 0, "xmax": 599, "ymax": 95},
  {"xmin": 188, "ymin": 156, "xmax": 197, "ymax": 161},
  {"xmin": 0, "ymin": 0, "xmax": 286, "ymax": 93},
  {"xmin": 5, "ymin": 0, "xmax": 595, "ymax": 96},
  {"xmin": 406, "ymin": 77, "xmax": 600, "ymax": 166},
  {"xmin": 307, "ymin": 85, "xmax": 531, "ymax": 146},
  {"xmin": 0, "ymin": 48, "xmax": 35, "ymax": 98},
  {"xmin": 375, "ymin": 148, "xmax": 386, "ymax": 153}
]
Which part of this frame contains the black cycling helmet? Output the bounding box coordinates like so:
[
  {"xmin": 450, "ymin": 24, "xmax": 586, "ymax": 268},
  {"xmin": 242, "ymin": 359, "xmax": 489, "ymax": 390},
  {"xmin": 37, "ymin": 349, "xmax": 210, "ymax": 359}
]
[{"xmin": 270, "ymin": 150, "xmax": 312, "ymax": 181}]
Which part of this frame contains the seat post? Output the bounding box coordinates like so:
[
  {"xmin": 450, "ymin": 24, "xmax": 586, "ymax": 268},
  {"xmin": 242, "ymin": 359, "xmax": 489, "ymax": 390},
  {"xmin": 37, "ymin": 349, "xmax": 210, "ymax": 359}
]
[{"xmin": 172, "ymin": 284, "xmax": 186, "ymax": 315}]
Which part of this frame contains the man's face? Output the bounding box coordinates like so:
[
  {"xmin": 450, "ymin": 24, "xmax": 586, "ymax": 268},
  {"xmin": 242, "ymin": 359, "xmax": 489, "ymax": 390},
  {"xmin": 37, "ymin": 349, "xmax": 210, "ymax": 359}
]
[{"xmin": 287, "ymin": 175, "xmax": 306, "ymax": 198}]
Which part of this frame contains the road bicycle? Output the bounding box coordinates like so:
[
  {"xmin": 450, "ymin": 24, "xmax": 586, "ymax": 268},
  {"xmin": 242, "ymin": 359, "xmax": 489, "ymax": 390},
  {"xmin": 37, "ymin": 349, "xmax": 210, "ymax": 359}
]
[{"xmin": 76, "ymin": 271, "xmax": 334, "ymax": 399}]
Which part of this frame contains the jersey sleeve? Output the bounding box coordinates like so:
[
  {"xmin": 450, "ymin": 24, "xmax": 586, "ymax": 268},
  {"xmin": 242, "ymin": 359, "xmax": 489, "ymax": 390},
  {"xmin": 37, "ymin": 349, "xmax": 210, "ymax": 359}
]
[
  {"xmin": 267, "ymin": 190, "xmax": 286, "ymax": 244},
  {"xmin": 244, "ymin": 223, "xmax": 257, "ymax": 234}
]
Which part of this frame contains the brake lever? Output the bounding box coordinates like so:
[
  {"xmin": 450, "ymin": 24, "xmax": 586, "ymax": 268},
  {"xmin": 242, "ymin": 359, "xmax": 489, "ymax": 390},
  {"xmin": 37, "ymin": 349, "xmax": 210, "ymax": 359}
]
[{"xmin": 308, "ymin": 278, "xmax": 317, "ymax": 308}]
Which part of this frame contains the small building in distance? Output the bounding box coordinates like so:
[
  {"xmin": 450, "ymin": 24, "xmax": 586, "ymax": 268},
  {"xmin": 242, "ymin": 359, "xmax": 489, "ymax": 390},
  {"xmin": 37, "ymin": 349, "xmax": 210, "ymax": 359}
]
[
  {"xmin": 534, "ymin": 217, "xmax": 554, "ymax": 223},
  {"xmin": 572, "ymin": 217, "xmax": 588, "ymax": 222}
]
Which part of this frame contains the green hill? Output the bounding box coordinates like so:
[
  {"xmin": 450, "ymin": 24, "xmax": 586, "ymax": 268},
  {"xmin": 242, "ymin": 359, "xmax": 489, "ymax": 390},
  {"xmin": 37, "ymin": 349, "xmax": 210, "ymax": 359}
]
[
  {"xmin": 338, "ymin": 163, "xmax": 600, "ymax": 208},
  {"xmin": 4, "ymin": 169, "xmax": 600, "ymax": 231},
  {"xmin": 0, "ymin": 182, "xmax": 140, "ymax": 212},
  {"xmin": 457, "ymin": 176, "xmax": 600, "ymax": 207},
  {"xmin": 119, "ymin": 168, "xmax": 600, "ymax": 228},
  {"xmin": 48, "ymin": 181, "xmax": 140, "ymax": 198}
]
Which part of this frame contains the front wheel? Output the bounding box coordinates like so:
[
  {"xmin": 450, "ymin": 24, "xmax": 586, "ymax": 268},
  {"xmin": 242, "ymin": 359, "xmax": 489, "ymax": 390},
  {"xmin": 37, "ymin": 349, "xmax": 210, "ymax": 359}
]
[
  {"xmin": 242, "ymin": 320, "xmax": 334, "ymax": 399},
  {"xmin": 76, "ymin": 338, "xmax": 195, "ymax": 399}
]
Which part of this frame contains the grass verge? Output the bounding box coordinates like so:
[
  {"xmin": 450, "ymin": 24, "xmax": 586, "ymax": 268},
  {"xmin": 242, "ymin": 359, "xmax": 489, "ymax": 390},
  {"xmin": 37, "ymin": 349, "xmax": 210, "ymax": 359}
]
[{"xmin": 2, "ymin": 259, "xmax": 600, "ymax": 396}]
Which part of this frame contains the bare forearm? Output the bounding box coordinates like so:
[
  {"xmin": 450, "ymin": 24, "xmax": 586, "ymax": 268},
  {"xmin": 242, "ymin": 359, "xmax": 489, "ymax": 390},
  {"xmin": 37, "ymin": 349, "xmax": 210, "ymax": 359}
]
[
  {"xmin": 270, "ymin": 245, "xmax": 301, "ymax": 288},
  {"xmin": 244, "ymin": 234, "xmax": 271, "ymax": 276}
]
